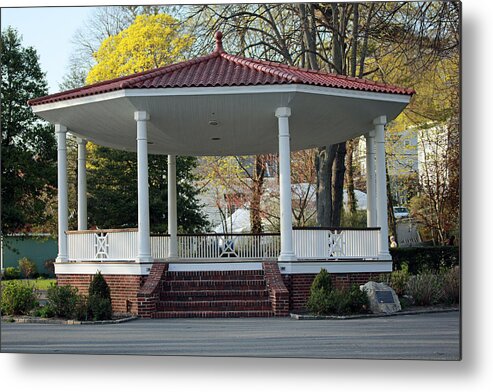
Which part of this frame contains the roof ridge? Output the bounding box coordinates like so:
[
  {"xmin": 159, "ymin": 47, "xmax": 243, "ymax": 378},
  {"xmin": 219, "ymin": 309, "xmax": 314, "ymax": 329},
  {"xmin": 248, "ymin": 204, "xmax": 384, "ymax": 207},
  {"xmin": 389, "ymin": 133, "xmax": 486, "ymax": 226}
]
[
  {"xmin": 121, "ymin": 51, "xmax": 221, "ymax": 88},
  {"xmin": 232, "ymin": 56, "xmax": 415, "ymax": 94},
  {"xmin": 28, "ymin": 52, "xmax": 221, "ymax": 105},
  {"xmin": 219, "ymin": 52, "xmax": 302, "ymax": 83}
]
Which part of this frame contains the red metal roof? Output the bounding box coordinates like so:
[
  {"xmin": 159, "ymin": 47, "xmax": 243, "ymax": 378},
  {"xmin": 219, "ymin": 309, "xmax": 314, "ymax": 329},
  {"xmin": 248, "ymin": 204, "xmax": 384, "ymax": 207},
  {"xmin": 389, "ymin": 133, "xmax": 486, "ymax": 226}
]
[{"xmin": 29, "ymin": 32, "xmax": 414, "ymax": 106}]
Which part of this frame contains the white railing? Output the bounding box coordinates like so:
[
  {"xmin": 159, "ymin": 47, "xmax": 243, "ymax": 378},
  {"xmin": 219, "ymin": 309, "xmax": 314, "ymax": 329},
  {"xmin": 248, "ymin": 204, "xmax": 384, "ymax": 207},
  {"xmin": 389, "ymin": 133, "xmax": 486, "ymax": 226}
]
[
  {"xmin": 67, "ymin": 229, "xmax": 138, "ymax": 261},
  {"xmin": 293, "ymin": 228, "xmax": 379, "ymax": 259},
  {"xmin": 66, "ymin": 228, "xmax": 380, "ymax": 261},
  {"xmin": 150, "ymin": 235, "xmax": 170, "ymax": 259},
  {"xmin": 177, "ymin": 234, "xmax": 281, "ymax": 259}
]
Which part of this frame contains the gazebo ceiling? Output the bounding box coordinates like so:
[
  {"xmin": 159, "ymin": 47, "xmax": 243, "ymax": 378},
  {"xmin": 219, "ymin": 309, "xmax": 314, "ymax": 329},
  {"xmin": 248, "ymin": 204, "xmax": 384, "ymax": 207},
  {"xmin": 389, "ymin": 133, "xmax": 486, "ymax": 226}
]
[{"xmin": 29, "ymin": 32, "xmax": 413, "ymax": 156}]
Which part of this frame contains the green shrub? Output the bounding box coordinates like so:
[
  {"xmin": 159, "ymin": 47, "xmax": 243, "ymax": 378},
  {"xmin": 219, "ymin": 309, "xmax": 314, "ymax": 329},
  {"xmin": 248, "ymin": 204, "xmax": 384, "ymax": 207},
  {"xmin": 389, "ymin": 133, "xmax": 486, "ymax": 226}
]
[
  {"xmin": 307, "ymin": 269, "xmax": 332, "ymax": 315},
  {"xmin": 324, "ymin": 285, "xmax": 369, "ymax": 315},
  {"xmin": 34, "ymin": 305, "xmax": 55, "ymax": 319},
  {"xmin": 307, "ymin": 270, "xmax": 369, "ymax": 316},
  {"xmin": 1, "ymin": 280, "xmax": 38, "ymax": 315},
  {"xmin": 3, "ymin": 266, "xmax": 21, "ymax": 280},
  {"xmin": 405, "ymin": 271, "xmax": 442, "ymax": 306},
  {"xmin": 346, "ymin": 284, "xmax": 370, "ymax": 314},
  {"xmin": 439, "ymin": 266, "xmax": 460, "ymax": 305},
  {"xmin": 389, "ymin": 266, "xmax": 410, "ymax": 296},
  {"xmin": 391, "ymin": 246, "xmax": 459, "ymax": 274},
  {"xmin": 307, "ymin": 287, "xmax": 330, "ymax": 315},
  {"xmin": 86, "ymin": 272, "xmax": 112, "ymax": 320},
  {"xmin": 46, "ymin": 284, "xmax": 84, "ymax": 319},
  {"xmin": 18, "ymin": 257, "xmax": 38, "ymax": 279},
  {"xmin": 87, "ymin": 295, "xmax": 112, "ymax": 321},
  {"xmin": 89, "ymin": 271, "xmax": 111, "ymax": 299},
  {"xmin": 310, "ymin": 268, "xmax": 332, "ymax": 294}
]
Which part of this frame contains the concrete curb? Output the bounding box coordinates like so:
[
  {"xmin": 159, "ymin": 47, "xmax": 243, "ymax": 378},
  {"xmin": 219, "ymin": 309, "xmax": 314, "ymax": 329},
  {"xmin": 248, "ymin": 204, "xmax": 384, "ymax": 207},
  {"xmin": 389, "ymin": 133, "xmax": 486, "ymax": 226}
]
[
  {"xmin": 290, "ymin": 307, "xmax": 459, "ymax": 320},
  {"xmin": 1, "ymin": 315, "xmax": 138, "ymax": 325}
]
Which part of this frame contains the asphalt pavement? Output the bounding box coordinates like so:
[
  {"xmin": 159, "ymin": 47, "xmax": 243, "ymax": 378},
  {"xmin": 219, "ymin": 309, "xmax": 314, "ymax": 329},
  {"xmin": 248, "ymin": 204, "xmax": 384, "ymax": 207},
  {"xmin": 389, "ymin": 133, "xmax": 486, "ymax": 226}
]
[{"xmin": 0, "ymin": 311, "xmax": 460, "ymax": 360}]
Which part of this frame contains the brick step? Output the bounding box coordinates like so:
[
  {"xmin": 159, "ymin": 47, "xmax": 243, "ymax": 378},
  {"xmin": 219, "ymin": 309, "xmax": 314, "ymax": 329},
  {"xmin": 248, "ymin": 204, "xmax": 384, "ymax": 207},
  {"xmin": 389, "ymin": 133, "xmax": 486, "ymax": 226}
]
[
  {"xmin": 165, "ymin": 274, "xmax": 265, "ymax": 281},
  {"xmin": 165, "ymin": 270, "xmax": 264, "ymax": 281},
  {"xmin": 153, "ymin": 310, "xmax": 275, "ymax": 319},
  {"xmin": 157, "ymin": 299, "xmax": 272, "ymax": 312},
  {"xmin": 162, "ymin": 279, "xmax": 266, "ymax": 291},
  {"xmin": 161, "ymin": 289, "xmax": 270, "ymax": 301}
]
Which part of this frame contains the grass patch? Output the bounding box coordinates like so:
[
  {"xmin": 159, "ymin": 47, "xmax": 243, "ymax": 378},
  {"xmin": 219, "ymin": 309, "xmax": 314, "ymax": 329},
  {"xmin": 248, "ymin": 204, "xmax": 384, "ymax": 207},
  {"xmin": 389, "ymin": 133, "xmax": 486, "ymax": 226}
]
[{"xmin": 1, "ymin": 278, "xmax": 56, "ymax": 291}]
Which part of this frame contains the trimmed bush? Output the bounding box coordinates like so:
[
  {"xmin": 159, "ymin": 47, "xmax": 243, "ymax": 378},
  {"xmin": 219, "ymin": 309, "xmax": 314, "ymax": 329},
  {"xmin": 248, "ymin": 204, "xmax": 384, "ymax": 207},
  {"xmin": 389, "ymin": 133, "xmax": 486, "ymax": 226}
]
[
  {"xmin": 307, "ymin": 287, "xmax": 330, "ymax": 315},
  {"xmin": 324, "ymin": 285, "xmax": 369, "ymax": 315},
  {"xmin": 310, "ymin": 268, "xmax": 332, "ymax": 293},
  {"xmin": 307, "ymin": 270, "xmax": 369, "ymax": 316},
  {"xmin": 87, "ymin": 272, "xmax": 112, "ymax": 320},
  {"xmin": 307, "ymin": 269, "xmax": 332, "ymax": 315},
  {"xmin": 1, "ymin": 280, "xmax": 38, "ymax": 315},
  {"xmin": 87, "ymin": 295, "xmax": 112, "ymax": 321},
  {"xmin": 346, "ymin": 284, "xmax": 370, "ymax": 314},
  {"xmin": 88, "ymin": 271, "xmax": 111, "ymax": 299},
  {"xmin": 391, "ymin": 246, "xmax": 459, "ymax": 274}
]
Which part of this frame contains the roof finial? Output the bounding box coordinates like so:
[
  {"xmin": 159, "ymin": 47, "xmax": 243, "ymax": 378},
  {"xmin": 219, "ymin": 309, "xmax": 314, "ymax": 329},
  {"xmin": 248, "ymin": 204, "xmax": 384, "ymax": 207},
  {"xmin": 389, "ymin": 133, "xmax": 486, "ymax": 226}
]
[{"xmin": 215, "ymin": 31, "xmax": 224, "ymax": 52}]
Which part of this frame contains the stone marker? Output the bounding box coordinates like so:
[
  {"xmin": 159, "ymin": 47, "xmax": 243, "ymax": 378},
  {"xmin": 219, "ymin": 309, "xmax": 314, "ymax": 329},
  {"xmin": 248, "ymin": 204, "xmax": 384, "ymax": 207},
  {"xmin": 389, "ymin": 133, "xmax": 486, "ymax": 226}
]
[{"xmin": 360, "ymin": 281, "xmax": 401, "ymax": 314}]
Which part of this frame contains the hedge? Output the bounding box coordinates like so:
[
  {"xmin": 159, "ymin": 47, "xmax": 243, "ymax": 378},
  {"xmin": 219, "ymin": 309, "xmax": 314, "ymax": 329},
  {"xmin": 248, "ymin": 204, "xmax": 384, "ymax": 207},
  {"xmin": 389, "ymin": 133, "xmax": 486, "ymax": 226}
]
[{"xmin": 390, "ymin": 246, "xmax": 459, "ymax": 273}]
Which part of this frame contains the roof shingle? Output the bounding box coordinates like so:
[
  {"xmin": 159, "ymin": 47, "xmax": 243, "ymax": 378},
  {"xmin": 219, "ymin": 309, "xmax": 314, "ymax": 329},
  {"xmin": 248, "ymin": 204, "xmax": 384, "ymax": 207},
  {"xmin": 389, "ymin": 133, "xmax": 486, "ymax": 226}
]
[{"xmin": 28, "ymin": 32, "xmax": 414, "ymax": 106}]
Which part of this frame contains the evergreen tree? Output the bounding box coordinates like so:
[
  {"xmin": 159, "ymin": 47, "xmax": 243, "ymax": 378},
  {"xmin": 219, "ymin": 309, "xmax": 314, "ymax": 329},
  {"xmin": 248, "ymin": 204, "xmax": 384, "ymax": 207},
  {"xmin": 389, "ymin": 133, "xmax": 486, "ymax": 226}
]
[
  {"xmin": 87, "ymin": 146, "xmax": 208, "ymax": 233},
  {"xmin": 1, "ymin": 27, "xmax": 56, "ymax": 233}
]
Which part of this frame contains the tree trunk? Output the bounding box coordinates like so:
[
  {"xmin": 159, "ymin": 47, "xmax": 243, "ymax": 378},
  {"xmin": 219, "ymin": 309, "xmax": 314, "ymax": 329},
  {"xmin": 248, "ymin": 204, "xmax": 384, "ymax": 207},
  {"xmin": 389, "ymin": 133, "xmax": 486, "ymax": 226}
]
[
  {"xmin": 250, "ymin": 155, "xmax": 265, "ymax": 234},
  {"xmin": 316, "ymin": 145, "xmax": 336, "ymax": 226},
  {"xmin": 345, "ymin": 139, "xmax": 357, "ymax": 214},
  {"xmin": 331, "ymin": 142, "xmax": 347, "ymax": 226}
]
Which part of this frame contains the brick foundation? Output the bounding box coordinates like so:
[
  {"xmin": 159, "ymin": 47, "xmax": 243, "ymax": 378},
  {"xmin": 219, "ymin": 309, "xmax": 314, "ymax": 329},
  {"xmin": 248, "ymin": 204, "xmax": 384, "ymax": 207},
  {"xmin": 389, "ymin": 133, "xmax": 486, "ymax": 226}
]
[
  {"xmin": 282, "ymin": 272, "xmax": 388, "ymax": 311},
  {"xmin": 262, "ymin": 262, "xmax": 289, "ymax": 316},
  {"xmin": 137, "ymin": 263, "xmax": 168, "ymax": 318},
  {"xmin": 57, "ymin": 273, "xmax": 146, "ymax": 314},
  {"xmin": 56, "ymin": 267, "xmax": 389, "ymax": 317}
]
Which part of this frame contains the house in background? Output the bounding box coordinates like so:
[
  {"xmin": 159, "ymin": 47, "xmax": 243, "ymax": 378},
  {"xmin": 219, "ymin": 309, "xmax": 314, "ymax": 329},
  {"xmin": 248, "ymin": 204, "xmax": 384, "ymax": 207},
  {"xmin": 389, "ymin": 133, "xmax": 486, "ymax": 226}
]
[{"xmin": 358, "ymin": 125, "xmax": 419, "ymax": 207}]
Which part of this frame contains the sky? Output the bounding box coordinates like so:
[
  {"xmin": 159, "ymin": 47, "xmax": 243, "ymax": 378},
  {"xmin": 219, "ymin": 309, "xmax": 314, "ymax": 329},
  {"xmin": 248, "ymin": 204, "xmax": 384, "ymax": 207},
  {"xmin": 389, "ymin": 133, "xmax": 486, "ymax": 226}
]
[
  {"xmin": 1, "ymin": 6, "xmax": 96, "ymax": 93},
  {"xmin": 0, "ymin": 1, "xmax": 215, "ymax": 94}
]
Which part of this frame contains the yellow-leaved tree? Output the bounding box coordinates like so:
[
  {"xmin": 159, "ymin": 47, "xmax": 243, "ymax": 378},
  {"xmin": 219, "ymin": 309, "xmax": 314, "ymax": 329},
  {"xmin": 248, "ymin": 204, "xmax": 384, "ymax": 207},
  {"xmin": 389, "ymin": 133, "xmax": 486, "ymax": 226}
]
[
  {"xmin": 86, "ymin": 13, "xmax": 194, "ymax": 84},
  {"xmin": 83, "ymin": 13, "xmax": 208, "ymax": 233}
]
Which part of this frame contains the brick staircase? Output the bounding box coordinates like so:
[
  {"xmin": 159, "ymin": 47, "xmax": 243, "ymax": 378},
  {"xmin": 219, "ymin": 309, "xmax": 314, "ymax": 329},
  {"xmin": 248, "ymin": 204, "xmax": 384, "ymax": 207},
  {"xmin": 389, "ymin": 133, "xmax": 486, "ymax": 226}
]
[
  {"xmin": 137, "ymin": 262, "xmax": 290, "ymax": 319},
  {"xmin": 154, "ymin": 270, "xmax": 274, "ymax": 318}
]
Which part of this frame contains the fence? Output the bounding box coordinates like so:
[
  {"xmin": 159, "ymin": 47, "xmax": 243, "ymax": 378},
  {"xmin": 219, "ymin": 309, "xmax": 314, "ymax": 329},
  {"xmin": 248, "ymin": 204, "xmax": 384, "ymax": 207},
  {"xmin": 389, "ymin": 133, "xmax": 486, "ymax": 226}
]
[{"xmin": 66, "ymin": 227, "xmax": 380, "ymax": 261}]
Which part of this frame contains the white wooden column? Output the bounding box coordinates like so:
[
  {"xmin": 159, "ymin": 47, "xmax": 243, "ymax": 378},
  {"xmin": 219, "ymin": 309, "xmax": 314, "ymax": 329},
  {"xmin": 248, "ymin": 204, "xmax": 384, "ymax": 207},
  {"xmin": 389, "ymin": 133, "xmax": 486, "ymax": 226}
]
[
  {"xmin": 365, "ymin": 131, "xmax": 377, "ymax": 227},
  {"xmin": 374, "ymin": 115, "xmax": 391, "ymax": 260},
  {"xmin": 168, "ymin": 154, "xmax": 178, "ymax": 258},
  {"xmin": 77, "ymin": 138, "xmax": 88, "ymax": 230},
  {"xmin": 276, "ymin": 107, "xmax": 296, "ymax": 261},
  {"xmin": 134, "ymin": 111, "xmax": 152, "ymax": 263},
  {"xmin": 55, "ymin": 124, "xmax": 69, "ymax": 262}
]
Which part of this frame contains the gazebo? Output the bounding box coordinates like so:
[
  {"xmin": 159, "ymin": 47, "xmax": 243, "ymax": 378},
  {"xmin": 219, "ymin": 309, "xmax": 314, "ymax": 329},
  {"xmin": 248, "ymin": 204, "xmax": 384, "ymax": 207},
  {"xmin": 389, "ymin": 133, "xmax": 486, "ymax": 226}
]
[{"xmin": 29, "ymin": 32, "xmax": 414, "ymax": 318}]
